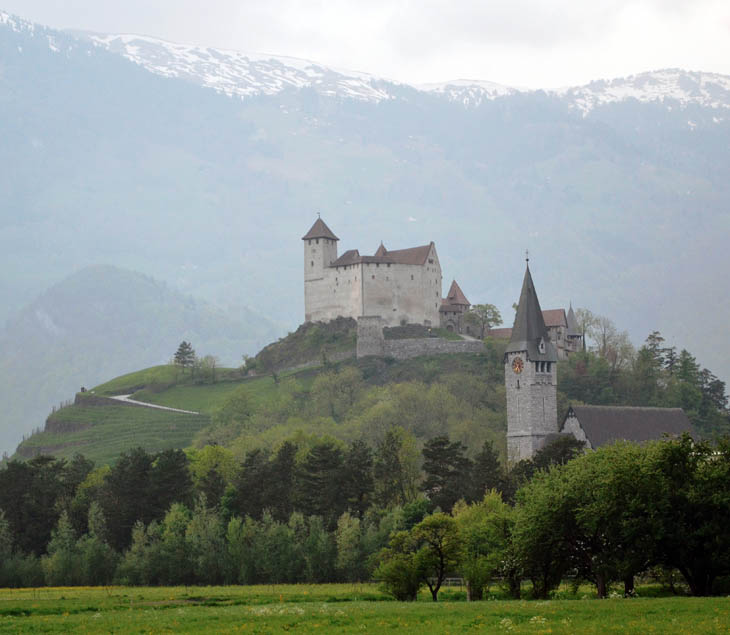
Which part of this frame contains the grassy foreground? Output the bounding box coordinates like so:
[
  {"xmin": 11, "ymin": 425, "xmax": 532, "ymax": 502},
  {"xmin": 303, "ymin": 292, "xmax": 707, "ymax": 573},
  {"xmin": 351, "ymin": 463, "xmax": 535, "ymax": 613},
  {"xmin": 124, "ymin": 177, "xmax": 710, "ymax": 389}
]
[{"xmin": 0, "ymin": 584, "xmax": 727, "ymax": 633}]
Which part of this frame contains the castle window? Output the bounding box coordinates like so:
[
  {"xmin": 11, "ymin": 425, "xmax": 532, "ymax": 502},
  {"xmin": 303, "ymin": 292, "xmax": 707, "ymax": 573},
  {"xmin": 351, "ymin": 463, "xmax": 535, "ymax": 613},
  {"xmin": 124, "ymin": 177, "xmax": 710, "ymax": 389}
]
[
  {"xmin": 429, "ymin": 259, "xmax": 434, "ymax": 264},
  {"xmin": 376, "ymin": 263, "xmax": 379, "ymax": 267},
  {"xmin": 411, "ymin": 275, "xmax": 414, "ymax": 280},
  {"xmin": 387, "ymin": 263, "xmax": 391, "ymax": 268},
  {"xmin": 311, "ymin": 261, "xmax": 314, "ymax": 267},
  {"xmin": 316, "ymin": 239, "xmax": 319, "ymax": 244},
  {"xmin": 372, "ymin": 275, "xmax": 375, "ymax": 279}
]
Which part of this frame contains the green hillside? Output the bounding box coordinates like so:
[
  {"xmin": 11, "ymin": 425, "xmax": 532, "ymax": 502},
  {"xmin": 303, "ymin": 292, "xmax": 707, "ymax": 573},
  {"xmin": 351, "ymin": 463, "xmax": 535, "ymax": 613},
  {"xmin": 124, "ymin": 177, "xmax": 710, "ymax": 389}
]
[{"xmin": 14, "ymin": 331, "xmax": 508, "ymax": 466}]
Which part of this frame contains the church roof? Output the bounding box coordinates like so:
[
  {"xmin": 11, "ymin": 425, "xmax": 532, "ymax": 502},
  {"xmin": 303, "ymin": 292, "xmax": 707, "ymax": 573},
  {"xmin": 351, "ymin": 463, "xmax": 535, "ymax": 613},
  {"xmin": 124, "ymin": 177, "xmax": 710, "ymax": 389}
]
[
  {"xmin": 445, "ymin": 280, "xmax": 470, "ymax": 306},
  {"xmin": 563, "ymin": 405, "xmax": 694, "ymax": 448},
  {"xmin": 302, "ymin": 217, "xmax": 339, "ymax": 241},
  {"xmin": 330, "ymin": 242, "xmax": 435, "ymax": 267},
  {"xmin": 505, "ymin": 264, "xmax": 558, "ymax": 362},
  {"xmin": 567, "ymin": 304, "xmax": 581, "ymax": 337}
]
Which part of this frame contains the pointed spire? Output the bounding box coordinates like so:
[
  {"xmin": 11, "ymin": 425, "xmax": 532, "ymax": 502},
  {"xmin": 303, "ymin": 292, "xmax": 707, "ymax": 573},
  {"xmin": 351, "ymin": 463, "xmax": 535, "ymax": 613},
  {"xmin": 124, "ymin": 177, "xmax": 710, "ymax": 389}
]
[
  {"xmin": 302, "ymin": 217, "xmax": 339, "ymax": 241},
  {"xmin": 446, "ymin": 280, "xmax": 470, "ymax": 306},
  {"xmin": 506, "ymin": 263, "xmax": 557, "ymax": 361},
  {"xmin": 567, "ymin": 302, "xmax": 580, "ymax": 336},
  {"xmin": 375, "ymin": 242, "xmax": 387, "ymax": 257}
]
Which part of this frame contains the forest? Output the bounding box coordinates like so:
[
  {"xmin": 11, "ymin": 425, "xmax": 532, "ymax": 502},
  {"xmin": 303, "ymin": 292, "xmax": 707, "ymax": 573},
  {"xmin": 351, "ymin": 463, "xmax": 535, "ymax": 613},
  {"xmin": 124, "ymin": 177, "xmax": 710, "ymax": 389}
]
[{"xmin": 1, "ymin": 328, "xmax": 728, "ymax": 598}]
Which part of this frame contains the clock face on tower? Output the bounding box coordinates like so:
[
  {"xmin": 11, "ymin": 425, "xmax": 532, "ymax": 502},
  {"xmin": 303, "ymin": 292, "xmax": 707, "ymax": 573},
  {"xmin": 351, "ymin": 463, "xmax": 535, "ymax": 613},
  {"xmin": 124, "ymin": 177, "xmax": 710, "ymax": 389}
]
[{"xmin": 512, "ymin": 357, "xmax": 524, "ymax": 374}]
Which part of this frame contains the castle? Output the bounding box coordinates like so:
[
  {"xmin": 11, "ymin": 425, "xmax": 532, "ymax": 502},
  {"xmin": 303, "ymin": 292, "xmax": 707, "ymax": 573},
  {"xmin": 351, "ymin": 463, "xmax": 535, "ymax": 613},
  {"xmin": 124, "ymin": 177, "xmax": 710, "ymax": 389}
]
[{"xmin": 303, "ymin": 217, "xmax": 471, "ymax": 330}]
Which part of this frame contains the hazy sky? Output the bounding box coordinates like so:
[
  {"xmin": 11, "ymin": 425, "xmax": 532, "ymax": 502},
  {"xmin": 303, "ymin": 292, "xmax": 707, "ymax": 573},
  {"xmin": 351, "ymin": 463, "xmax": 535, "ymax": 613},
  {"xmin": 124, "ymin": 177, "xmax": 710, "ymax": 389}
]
[{"xmin": 3, "ymin": 1, "xmax": 730, "ymax": 88}]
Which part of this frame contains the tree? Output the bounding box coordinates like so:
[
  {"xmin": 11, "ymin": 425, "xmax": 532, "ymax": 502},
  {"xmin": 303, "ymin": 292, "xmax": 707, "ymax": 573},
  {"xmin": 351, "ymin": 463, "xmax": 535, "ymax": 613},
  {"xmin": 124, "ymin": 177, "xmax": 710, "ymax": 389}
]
[
  {"xmin": 465, "ymin": 304, "xmax": 503, "ymax": 338},
  {"xmin": 453, "ymin": 492, "xmax": 513, "ymax": 600},
  {"xmin": 373, "ymin": 427, "xmax": 421, "ymax": 508},
  {"xmin": 295, "ymin": 441, "xmax": 346, "ymax": 527},
  {"xmin": 650, "ymin": 435, "xmax": 730, "ymax": 596},
  {"xmin": 100, "ymin": 447, "xmax": 155, "ymax": 551},
  {"xmin": 173, "ymin": 341, "xmax": 196, "ymax": 371},
  {"xmin": 471, "ymin": 440, "xmax": 503, "ymax": 500},
  {"xmin": 422, "ymin": 435, "xmax": 473, "ymax": 512},
  {"xmin": 412, "ymin": 513, "xmax": 461, "ymax": 602},
  {"xmin": 42, "ymin": 511, "xmax": 81, "ymax": 586},
  {"xmin": 341, "ymin": 440, "xmax": 374, "ymax": 518},
  {"xmin": 374, "ymin": 530, "xmax": 425, "ymax": 601},
  {"xmin": 77, "ymin": 502, "xmax": 118, "ymax": 585},
  {"xmin": 336, "ymin": 512, "xmax": 365, "ymax": 582}
]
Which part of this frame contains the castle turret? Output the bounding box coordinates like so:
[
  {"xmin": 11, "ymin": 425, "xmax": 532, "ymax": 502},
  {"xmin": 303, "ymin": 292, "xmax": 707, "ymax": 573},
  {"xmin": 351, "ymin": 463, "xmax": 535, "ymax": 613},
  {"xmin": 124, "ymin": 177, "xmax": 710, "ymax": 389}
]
[
  {"xmin": 302, "ymin": 217, "xmax": 339, "ymax": 322},
  {"xmin": 505, "ymin": 261, "xmax": 558, "ymax": 462}
]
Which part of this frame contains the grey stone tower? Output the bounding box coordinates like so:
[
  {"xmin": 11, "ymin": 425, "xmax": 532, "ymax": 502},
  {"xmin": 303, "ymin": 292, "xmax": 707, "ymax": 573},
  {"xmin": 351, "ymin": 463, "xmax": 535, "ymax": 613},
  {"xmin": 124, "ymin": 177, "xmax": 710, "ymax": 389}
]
[{"xmin": 505, "ymin": 262, "xmax": 558, "ymax": 462}]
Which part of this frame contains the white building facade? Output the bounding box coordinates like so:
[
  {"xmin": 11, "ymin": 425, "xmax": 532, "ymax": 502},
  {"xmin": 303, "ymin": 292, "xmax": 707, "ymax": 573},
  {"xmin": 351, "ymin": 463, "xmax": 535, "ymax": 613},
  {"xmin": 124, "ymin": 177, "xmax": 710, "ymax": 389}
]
[{"xmin": 303, "ymin": 218, "xmax": 442, "ymax": 327}]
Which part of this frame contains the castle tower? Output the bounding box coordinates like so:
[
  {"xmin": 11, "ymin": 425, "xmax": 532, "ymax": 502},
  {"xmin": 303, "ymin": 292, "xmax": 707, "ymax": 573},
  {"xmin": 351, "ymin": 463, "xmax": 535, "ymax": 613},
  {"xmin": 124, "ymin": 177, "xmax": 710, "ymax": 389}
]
[
  {"xmin": 302, "ymin": 217, "xmax": 339, "ymax": 322},
  {"xmin": 505, "ymin": 261, "xmax": 558, "ymax": 462}
]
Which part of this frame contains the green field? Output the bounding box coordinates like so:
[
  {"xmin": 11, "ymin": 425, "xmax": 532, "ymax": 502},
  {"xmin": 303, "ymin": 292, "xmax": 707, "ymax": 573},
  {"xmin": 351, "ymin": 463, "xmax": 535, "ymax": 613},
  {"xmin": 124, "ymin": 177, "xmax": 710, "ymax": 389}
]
[
  {"xmin": 0, "ymin": 585, "xmax": 727, "ymax": 633},
  {"xmin": 17, "ymin": 403, "xmax": 210, "ymax": 465},
  {"xmin": 130, "ymin": 369, "xmax": 318, "ymax": 414}
]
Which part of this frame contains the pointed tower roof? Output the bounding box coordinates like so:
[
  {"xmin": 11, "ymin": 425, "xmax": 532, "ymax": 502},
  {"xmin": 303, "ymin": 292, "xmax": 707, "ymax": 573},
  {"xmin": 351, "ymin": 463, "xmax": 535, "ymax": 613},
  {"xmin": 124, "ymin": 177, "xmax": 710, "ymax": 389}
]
[
  {"xmin": 375, "ymin": 242, "xmax": 387, "ymax": 257},
  {"xmin": 567, "ymin": 303, "xmax": 580, "ymax": 337},
  {"xmin": 506, "ymin": 263, "xmax": 558, "ymax": 361},
  {"xmin": 302, "ymin": 217, "xmax": 339, "ymax": 241},
  {"xmin": 445, "ymin": 280, "xmax": 470, "ymax": 306}
]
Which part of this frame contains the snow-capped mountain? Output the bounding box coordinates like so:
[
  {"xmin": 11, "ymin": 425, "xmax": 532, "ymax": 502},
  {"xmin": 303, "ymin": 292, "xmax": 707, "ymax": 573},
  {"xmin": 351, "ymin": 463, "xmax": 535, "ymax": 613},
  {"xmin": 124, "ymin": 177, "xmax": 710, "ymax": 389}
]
[
  {"xmin": 556, "ymin": 69, "xmax": 730, "ymax": 114},
  {"xmin": 82, "ymin": 30, "xmax": 730, "ymax": 116},
  {"xmin": 85, "ymin": 32, "xmax": 399, "ymax": 102},
  {"xmin": 3, "ymin": 10, "xmax": 729, "ymax": 115}
]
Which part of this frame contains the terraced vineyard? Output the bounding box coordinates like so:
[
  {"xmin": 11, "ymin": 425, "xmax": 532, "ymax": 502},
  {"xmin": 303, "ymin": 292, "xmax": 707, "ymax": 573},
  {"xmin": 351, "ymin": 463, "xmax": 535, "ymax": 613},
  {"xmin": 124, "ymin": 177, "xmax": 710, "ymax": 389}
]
[{"xmin": 15, "ymin": 400, "xmax": 211, "ymax": 465}]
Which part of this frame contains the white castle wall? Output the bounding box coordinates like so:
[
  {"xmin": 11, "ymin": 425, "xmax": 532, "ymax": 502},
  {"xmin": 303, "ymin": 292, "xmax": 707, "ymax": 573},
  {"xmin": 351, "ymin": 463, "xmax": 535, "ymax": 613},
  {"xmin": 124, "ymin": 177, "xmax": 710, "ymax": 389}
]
[{"xmin": 304, "ymin": 240, "xmax": 442, "ymax": 327}]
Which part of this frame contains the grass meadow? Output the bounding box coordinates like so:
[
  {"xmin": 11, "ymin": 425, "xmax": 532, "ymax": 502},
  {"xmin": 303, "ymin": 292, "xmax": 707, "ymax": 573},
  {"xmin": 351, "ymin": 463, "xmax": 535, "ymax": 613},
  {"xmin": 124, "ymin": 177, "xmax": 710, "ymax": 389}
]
[{"xmin": 1, "ymin": 584, "xmax": 728, "ymax": 633}]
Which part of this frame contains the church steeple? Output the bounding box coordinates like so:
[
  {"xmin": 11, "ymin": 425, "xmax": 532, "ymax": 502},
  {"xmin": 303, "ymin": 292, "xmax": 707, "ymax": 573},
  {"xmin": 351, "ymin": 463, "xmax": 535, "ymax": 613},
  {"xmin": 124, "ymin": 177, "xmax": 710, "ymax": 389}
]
[
  {"xmin": 507, "ymin": 263, "xmax": 557, "ymax": 362},
  {"xmin": 504, "ymin": 262, "xmax": 559, "ymax": 463}
]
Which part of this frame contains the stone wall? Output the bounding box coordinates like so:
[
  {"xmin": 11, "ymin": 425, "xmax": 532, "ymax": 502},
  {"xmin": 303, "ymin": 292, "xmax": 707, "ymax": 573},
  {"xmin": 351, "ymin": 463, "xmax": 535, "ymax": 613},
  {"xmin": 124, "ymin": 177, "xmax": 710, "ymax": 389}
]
[
  {"xmin": 382, "ymin": 337, "xmax": 484, "ymax": 360},
  {"xmin": 357, "ymin": 316, "xmax": 483, "ymax": 360}
]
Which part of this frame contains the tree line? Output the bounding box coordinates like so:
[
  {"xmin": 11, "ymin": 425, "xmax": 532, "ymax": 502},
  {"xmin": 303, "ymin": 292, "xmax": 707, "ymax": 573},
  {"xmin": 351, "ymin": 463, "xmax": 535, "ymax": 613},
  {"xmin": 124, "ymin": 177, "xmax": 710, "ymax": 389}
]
[{"xmin": 2, "ymin": 433, "xmax": 729, "ymax": 597}]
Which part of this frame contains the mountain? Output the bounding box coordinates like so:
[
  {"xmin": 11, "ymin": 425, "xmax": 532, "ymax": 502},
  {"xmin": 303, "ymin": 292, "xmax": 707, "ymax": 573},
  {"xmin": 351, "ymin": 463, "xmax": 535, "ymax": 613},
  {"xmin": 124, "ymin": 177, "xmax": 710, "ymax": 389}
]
[
  {"xmin": 1, "ymin": 10, "xmax": 729, "ymax": 428},
  {"xmin": 0, "ymin": 265, "xmax": 278, "ymax": 455}
]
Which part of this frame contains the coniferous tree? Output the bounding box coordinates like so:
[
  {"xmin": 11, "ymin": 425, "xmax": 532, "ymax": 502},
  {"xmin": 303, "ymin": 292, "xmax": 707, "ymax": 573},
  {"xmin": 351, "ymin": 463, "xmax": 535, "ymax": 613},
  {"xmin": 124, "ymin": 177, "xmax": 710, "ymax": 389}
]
[
  {"xmin": 173, "ymin": 341, "xmax": 196, "ymax": 370},
  {"xmin": 342, "ymin": 440, "xmax": 374, "ymax": 519},
  {"xmin": 422, "ymin": 435, "xmax": 473, "ymax": 512},
  {"xmin": 471, "ymin": 440, "xmax": 503, "ymax": 500},
  {"xmin": 296, "ymin": 441, "xmax": 346, "ymax": 528}
]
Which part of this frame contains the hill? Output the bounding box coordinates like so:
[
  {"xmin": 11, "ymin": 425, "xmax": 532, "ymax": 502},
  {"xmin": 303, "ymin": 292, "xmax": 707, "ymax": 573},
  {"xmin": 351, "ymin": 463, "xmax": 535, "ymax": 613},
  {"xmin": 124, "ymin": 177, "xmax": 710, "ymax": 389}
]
[
  {"xmin": 1, "ymin": 10, "xmax": 729, "ymax": 394},
  {"xmin": 14, "ymin": 333, "xmax": 509, "ymax": 465},
  {"xmin": 0, "ymin": 265, "xmax": 278, "ymax": 455}
]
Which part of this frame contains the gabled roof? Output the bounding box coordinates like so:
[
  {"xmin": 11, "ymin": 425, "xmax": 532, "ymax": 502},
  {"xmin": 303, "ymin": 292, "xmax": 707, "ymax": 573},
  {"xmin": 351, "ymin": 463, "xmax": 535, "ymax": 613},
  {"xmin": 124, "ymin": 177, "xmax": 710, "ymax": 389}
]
[
  {"xmin": 302, "ymin": 217, "xmax": 339, "ymax": 241},
  {"xmin": 445, "ymin": 280, "xmax": 470, "ymax": 306},
  {"xmin": 567, "ymin": 304, "xmax": 580, "ymax": 337},
  {"xmin": 329, "ymin": 242, "xmax": 435, "ymax": 267},
  {"xmin": 563, "ymin": 405, "xmax": 695, "ymax": 448},
  {"xmin": 330, "ymin": 249, "xmax": 360, "ymax": 266},
  {"xmin": 542, "ymin": 308, "xmax": 567, "ymax": 328},
  {"xmin": 381, "ymin": 243, "xmax": 434, "ymax": 265},
  {"xmin": 506, "ymin": 264, "xmax": 558, "ymax": 362}
]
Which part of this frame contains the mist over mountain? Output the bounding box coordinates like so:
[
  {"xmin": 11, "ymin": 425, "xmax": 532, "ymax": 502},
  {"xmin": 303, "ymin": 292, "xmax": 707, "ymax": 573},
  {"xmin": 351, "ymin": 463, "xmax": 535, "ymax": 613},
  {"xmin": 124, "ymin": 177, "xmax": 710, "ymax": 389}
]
[
  {"xmin": 1, "ymin": 10, "xmax": 729, "ymax": 453},
  {"xmin": 0, "ymin": 265, "xmax": 277, "ymax": 455}
]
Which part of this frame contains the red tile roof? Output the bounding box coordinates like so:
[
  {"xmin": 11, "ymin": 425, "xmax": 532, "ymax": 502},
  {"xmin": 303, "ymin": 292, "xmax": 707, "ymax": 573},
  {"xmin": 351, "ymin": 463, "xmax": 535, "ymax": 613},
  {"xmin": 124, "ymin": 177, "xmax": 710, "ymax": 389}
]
[
  {"xmin": 445, "ymin": 280, "xmax": 470, "ymax": 306},
  {"xmin": 542, "ymin": 308, "xmax": 567, "ymax": 328}
]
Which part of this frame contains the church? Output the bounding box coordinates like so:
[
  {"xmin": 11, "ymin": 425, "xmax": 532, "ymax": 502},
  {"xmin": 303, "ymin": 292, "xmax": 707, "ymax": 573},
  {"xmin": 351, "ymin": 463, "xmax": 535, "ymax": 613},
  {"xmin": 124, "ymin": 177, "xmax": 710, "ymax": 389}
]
[{"xmin": 504, "ymin": 261, "xmax": 694, "ymax": 462}]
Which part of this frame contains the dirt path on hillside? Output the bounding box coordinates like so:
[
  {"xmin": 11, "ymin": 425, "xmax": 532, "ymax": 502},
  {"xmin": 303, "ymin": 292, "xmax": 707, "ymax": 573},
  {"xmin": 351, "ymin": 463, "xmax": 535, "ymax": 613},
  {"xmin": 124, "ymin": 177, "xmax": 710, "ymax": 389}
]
[{"xmin": 109, "ymin": 394, "xmax": 200, "ymax": 415}]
